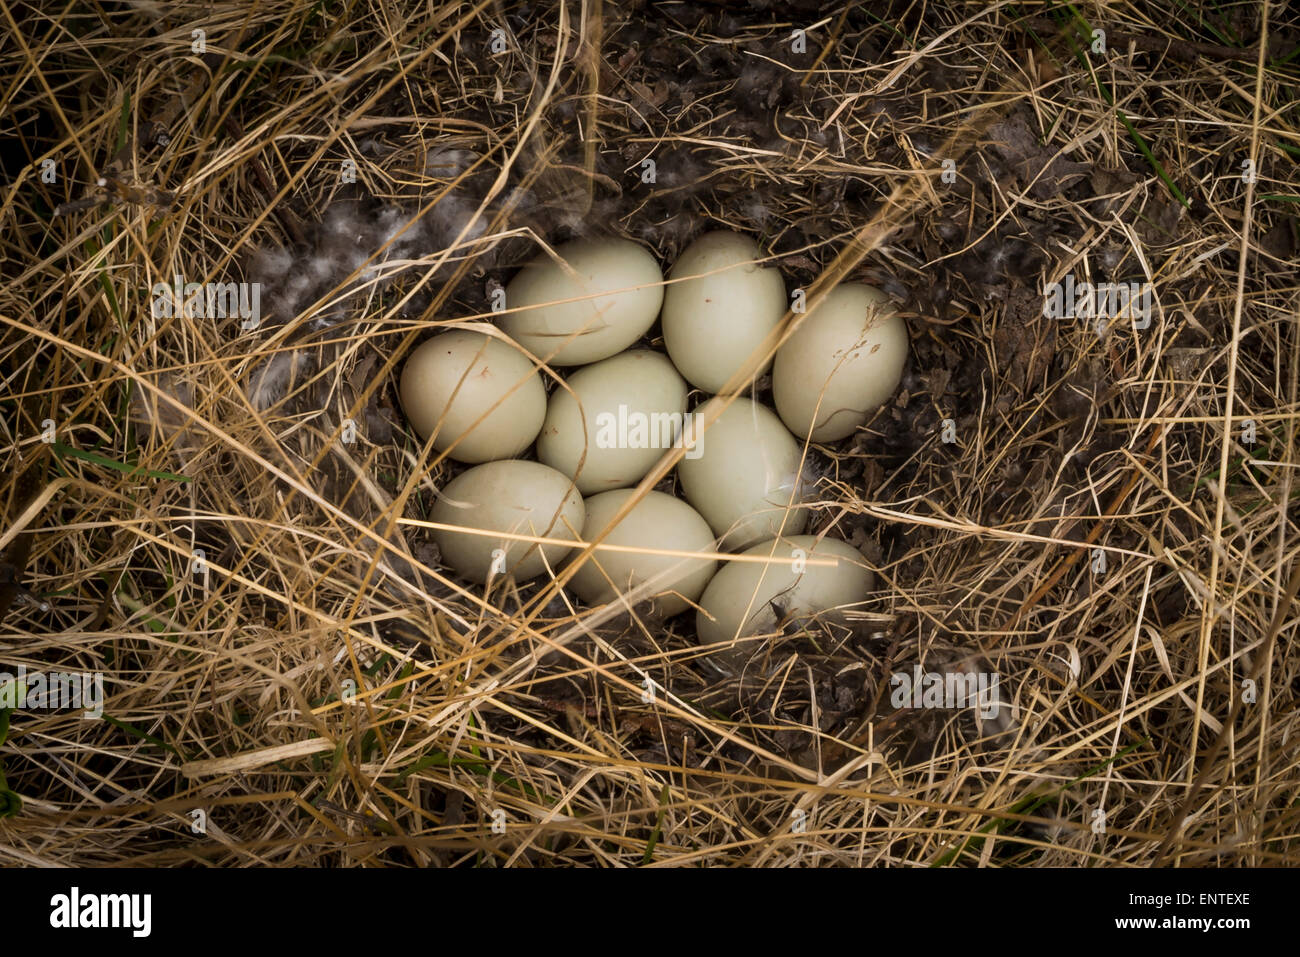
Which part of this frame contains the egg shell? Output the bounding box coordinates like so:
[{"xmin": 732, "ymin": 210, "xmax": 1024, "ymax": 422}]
[
  {"xmin": 430, "ymin": 460, "xmax": 584, "ymax": 582},
  {"xmin": 696, "ymin": 535, "xmax": 874, "ymax": 646},
  {"xmin": 677, "ymin": 397, "xmax": 809, "ymax": 549},
  {"xmin": 537, "ymin": 350, "xmax": 689, "ymax": 495},
  {"xmin": 772, "ymin": 283, "xmax": 908, "ymax": 442},
  {"xmin": 567, "ymin": 489, "xmax": 717, "ymax": 616},
  {"xmin": 502, "ymin": 238, "xmax": 664, "ymax": 366},
  {"xmin": 660, "ymin": 231, "xmax": 787, "ymax": 394},
  {"xmin": 400, "ymin": 326, "xmax": 546, "ymax": 463}
]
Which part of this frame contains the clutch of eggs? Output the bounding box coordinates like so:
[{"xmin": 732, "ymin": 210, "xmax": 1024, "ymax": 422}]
[{"xmin": 400, "ymin": 229, "xmax": 908, "ymax": 638}]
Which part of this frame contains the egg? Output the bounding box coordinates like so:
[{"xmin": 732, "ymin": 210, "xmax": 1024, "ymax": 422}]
[
  {"xmin": 430, "ymin": 460, "xmax": 584, "ymax": 581},
  {"xmin": 676, "ymin": 397, "xmax": 809, "ymax": 549},
  {"xmin": 696, "ymin": 535, "xmax": 874, "ymax": 646},
  {"xmin": 567, "ymin": 489, "xmax": 717, "ymax": 616},
  {"xmin": 660, "ymin": 230, "xmax": 787, "ymax": 393},
  {"xmin": 771, "ymin": 283, "xmax": 908, "ymax": 442},
  {"xmin": 400, "ymin": 326, "xmax": 546, "ymax": 462},
  {"xmin": 502, "ymin": 237, "xmax": 664, "ymax": 366},
  {"xmin": 537, "ymin": 350, "xmax": 689, "ymax": 494}
]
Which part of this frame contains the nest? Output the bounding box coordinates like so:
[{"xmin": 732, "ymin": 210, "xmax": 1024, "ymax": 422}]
[{"xmin": 1, "ymin": 0, "xmax": 1298, "ymax": 866}]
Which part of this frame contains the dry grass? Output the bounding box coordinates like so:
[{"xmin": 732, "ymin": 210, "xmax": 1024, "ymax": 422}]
[{"xmin": 1, "ymin": 0, "xmax": 1298, "ymax": 866}]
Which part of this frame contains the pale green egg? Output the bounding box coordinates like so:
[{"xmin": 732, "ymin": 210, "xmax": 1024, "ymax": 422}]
[
  {"xmin": 772, "ymin": 283, "xmax": 908, "ymax": 442},
  {"xmin": 400, "ymin": 326, "xmax": 546, "ymax": 463},
  {"xmin": 502, "ymin": 238, "xmax": 664, "ymax": 366},
  {"xmin": 677, "ymin": 396, "xmax": 809, "ymax": 549},
  {"xmin": 696, "ymin": 535, "xmax": 873, "ymax": 646},
  {"xmin": 537, "ymin": 350, "xmax": 688, "ymax": 495},
  {"xmin": 567, "ymin": 489, "xmax": 717, "ymax": 616},
  {"xmin": 431, "ymin": 460, "xmax": 584, "ymax": 581},
  {"xmin": 660, "ymin": 230, "xmax": 787, "ymax": 394}
]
